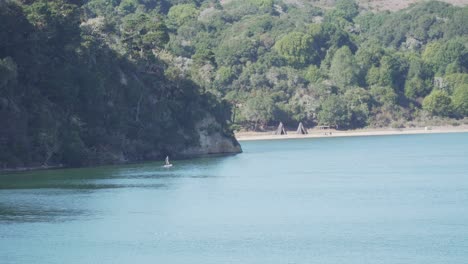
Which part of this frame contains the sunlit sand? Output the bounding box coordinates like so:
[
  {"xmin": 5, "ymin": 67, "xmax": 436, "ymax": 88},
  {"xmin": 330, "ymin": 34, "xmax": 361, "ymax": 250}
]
[{"xmin": 236, "ymin": 125, "xmax": 468, "ymax": 141}]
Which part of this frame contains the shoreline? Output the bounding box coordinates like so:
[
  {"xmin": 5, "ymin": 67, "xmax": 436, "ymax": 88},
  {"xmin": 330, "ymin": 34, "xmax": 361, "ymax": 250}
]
[
  {"xmin": 3, "ymin": 126, "xmax": 467, "ymax": 173},
  {"xmin": 235, "ymin": 125, "xmax": 468, "ymax": 141},
  {"xmin": 0, "ymin": 152, "xmax": 240, "ymax": 174}
]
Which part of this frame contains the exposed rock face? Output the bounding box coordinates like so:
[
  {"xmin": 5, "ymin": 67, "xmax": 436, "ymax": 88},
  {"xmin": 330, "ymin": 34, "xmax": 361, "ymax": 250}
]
[
  {"xmin": 0, "ymin": 114, "xmax": 241, "ymax": 171},
  {"xmin": 181, "ymin": 115, "xmax": 242, "ymax": 156}
]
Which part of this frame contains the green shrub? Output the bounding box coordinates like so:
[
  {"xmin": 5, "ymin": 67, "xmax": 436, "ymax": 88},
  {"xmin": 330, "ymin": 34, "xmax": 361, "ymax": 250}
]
[{"xmin": 422, "ymin": 90, "xmax": 453, "ymax": 117}]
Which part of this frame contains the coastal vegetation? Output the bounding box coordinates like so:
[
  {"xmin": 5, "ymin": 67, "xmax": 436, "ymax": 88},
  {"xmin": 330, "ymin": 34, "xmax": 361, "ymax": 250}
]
[
  {"xmin": 0, "ymin": 0, "xmax": 239, "ymax": 169},
  {"xmin": 157, "ymin": 0, "xmax": 468, "ymax": 130},
  {"xmin": 1, "ymin": 0, "xmax": 467, "ymax": 168}
]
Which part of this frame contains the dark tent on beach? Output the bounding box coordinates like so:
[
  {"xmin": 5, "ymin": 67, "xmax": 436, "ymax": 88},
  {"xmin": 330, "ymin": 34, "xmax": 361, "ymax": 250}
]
[
  {"xmin": 275, "ymin": 122, "xmax": 287, "ymax": 135},
  {"xmin": 296, "ymin": 122, "xmax": 308, "ymax": 134}
]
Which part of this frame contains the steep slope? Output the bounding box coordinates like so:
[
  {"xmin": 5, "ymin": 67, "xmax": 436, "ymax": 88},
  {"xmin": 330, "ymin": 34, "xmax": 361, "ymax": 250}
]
[
  {"xmin": 0, "ymin": 0, "xmax": 241, "ymax": 170},
  {"xmin": 161, "ymin": 0, "xmax": 467, "ymax": 129}
]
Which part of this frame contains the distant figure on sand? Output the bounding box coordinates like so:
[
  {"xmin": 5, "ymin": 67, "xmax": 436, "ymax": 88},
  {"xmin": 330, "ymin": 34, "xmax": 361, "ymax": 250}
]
[{"xmin": 163, "ymin": 156, "xmax": 173, "ymax": 168}]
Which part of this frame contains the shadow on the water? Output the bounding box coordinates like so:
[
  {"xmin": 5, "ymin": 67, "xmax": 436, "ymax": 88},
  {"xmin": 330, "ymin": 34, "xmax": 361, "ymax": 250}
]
[
  {"xmin": 0, "ymin": 154, "xmax": 236, "ymax": 190},
  {"xmin": 0, "ymin": 154, "xmax": 238, "ymax": 223},
  {"xmin": 0, "ymin": 182, "xmax": 168, "ymax": 190},
  {"xmin": 0, "ymin": 203, "xmax": 89, "ymax": 224}
]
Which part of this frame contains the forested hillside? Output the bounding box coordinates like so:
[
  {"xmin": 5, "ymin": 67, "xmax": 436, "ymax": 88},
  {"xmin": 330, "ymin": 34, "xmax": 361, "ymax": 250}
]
[
  {"xmin": 1, "ymin": 0, "xmax": 467, "ymax": 168},
  {"xmin": 0, "ymin": 0, "xmax": 240, "ymax": 169},
  {"xmin": 308, "ymin": 0, "xmax": 468, "ymax": 12},
  {"xmin": 148, "ymin": 0, "xmax": 466, "ymax": 130}
]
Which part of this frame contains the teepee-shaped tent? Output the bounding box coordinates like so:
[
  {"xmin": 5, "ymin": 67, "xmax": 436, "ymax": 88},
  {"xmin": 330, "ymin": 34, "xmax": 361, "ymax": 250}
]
[
  {"xmin": 275, "ymin": 122, "xmax": 287, "ymax": 135},
  {"xmin": 296, "ymin": 122, "xmax": 308, "ymax": 134}
]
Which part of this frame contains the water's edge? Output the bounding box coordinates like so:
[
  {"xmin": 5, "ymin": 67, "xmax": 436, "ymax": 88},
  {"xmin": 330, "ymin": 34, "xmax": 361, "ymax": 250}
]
[{"xmin": 0, "ymin": 152, "xmax": 241, "ymax": 174}]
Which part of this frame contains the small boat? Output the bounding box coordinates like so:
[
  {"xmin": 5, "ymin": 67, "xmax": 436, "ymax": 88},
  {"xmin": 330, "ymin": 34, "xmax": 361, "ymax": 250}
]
[{"xmin": 163, "ymin": 156, "xmax": 173, "ymax": 168}]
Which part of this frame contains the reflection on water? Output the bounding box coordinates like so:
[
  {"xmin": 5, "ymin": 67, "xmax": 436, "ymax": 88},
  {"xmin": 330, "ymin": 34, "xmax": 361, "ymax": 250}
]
[
  {"xmin": 0, "ymin": 155, "xmax": 227, "ymax": 190},
  {"xmin": 0, "ymin": 203, "xmax": 87, "ymax": 223},
  {"xmin": 1, "ymin": 133, "xmax": 468, "ymax": 264},
  {"xmin": 0, "ymin": 155, "xmax": 233, "ymax": 225},
  {"xmin": 0, "ymin": 182, "xmax": 168, "ymax": 190}
]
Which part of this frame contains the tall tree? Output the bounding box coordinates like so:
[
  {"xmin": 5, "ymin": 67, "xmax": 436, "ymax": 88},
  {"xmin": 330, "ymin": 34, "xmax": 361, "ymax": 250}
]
[
  {"xmin": 452, "ymin": 84, "xmax": 468, "ymax": 117},
  {"xmin": 329, "ymin": 46, "xmax": 358, "ymax": 89},
  {"xmin": 423, "ymin": 90, "xmax": 453, "ymax": 117},
  {"xmin": 274, "ymin": 32, "xmax": 316, "ymax": 68},
  {"xmin": 317, "ymin": 95, "xmax": 351, "ymax": 128}
]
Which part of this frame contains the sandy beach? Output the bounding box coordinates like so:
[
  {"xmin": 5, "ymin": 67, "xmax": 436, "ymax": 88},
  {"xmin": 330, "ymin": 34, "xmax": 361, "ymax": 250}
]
[{"xmin": 235, "ymin": 125, "xmax": 468, "ymax": 141}]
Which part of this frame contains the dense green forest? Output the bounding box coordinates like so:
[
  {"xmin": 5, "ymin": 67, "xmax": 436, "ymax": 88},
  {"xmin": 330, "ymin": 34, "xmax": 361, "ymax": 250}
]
[
  {"xmin": 1, "ymin": 0, "xmax": 467, "ymax": 168},
  {"xmin": 0, "ymin": 0, "xmax": 238, "ymax": 169},
  {"xmin": 160, "ymin": 0, "xmax": 467, "ymax": 130},
  {"xmin": 75, "ymin": 0, "xmax": 468, "ymax": 131}
]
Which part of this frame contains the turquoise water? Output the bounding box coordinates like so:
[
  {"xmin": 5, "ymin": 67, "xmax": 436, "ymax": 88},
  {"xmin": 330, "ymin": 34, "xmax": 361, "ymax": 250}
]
[{"xmin": 1, "ymin": 133, "xmax": 468, "ymax": 263}]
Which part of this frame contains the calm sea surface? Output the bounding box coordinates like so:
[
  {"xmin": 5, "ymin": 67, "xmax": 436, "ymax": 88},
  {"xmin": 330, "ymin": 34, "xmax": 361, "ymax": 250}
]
[{"xmin": 1, "ymin": 133, "xmax": 468, "ymax": 264}]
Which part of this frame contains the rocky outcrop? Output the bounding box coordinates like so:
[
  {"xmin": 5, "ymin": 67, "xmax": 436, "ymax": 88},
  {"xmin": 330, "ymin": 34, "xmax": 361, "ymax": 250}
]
[{"xmin": 181, "ymin": 115, "xmax": 242, "ymax": 156}]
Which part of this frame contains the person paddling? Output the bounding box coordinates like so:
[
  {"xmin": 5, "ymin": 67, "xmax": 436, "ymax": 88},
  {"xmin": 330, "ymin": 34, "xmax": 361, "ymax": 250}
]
[{"xmin": 163, "ymin": 156, "xmax": 173, "ymax": 168}]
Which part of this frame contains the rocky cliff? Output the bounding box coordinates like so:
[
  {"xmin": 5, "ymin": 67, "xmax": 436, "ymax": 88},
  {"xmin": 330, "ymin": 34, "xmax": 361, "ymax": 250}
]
[{"xmin": 181, "ymin": 115, "xmax": 242, "ymax": 157}]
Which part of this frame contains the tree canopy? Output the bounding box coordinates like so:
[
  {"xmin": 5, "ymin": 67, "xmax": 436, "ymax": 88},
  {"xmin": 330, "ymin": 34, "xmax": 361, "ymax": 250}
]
[
  {"xmin": 0, "ymin": 0, "xmax": 235, "ymax": 169},
  {"xmin": 2, "ymin": 0, "xmax": 468, "ymax": 169}
]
